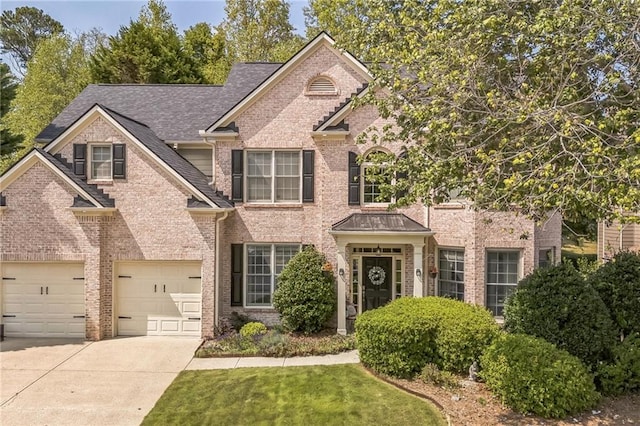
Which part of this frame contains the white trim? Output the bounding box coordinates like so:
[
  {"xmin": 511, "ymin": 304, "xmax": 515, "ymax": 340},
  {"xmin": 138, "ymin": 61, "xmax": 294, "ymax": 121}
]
[
  {"xmin": 0, "ymin": 150, "xmax": 104, "ymax": 208},
  {"xmin": 244, "ymin": 150, "xmax": 303, "ymax": 204},
  {"xmin": 314, "ymin": 84, "xmax": 370, "ymax": 132},
  {"xmin": 205, "ymin": 33, "xmax": 372, "ymax": 133},
  {"xmin": 89, "ymin": 143, "xmax": 113, "ymax": 181},
  {"xmin": 43, "ymin": 105, "xmax": 224, "ymax": 210}
]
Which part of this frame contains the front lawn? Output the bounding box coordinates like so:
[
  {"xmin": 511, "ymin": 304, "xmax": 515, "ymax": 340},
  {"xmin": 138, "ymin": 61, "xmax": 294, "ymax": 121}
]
[{"xmin": 142, "ymin": 364, "xmax": 446, "ymax": 426}]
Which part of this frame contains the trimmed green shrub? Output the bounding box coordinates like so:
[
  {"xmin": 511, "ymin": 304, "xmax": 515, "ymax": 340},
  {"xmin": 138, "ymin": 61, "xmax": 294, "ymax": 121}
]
[
  {"xmin": 273, "ymin": 246, "xmax": 336, "ymax": 334},
  {"xmin": 480, "ymin": 333, "xmax": 600, "ymax": 418},
  {"xmin": 588, "ymin": 251, "xmax": 640, "ymax": 339},
  {"xmin": 355, "ymin": 297, "xmax": 499, "ymax": 378},
  {"xmin": 239, "ymin": 321, "xmax": 267, "ymax": 338},
  {"xmin": 597, "ymin": 333, "xmax": 640, "ymax": 396},
  {"xmin": 504, "ymin": 262, "xmax": 616, "ymax": 367}
]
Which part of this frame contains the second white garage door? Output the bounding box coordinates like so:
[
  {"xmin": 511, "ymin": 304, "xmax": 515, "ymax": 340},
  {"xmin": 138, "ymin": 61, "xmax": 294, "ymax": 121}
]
[{"xmin": 115, "ymin": 262, "xmax": 202, "ymax": 336}]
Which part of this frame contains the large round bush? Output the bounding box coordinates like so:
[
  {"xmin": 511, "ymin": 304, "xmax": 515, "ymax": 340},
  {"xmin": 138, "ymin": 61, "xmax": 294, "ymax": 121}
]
[
  {"xmin": 597, "ymin": 332, "xmax": 640, "ymax": 396},
  {"xmin": 504, "ymin": 262, "xmax": 616, "ymax": 367},
  {"xmin": 273, "ymin": 246, "xmax": 336, "ymax": 334},
  {"xmin": 480, "ymin": 333, "xmax": 600, "ymax": 418},
  {"xmin": 355, "ymin": 297, "xmax": 499, "ymax": 378},
  {"xmin": 587, "ymin": 251, "xmax": 640, "ymax": 339}
]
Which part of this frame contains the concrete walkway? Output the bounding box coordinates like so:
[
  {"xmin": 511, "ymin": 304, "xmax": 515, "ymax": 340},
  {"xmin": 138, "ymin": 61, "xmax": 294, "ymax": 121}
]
[{"xmin": 186, "ymin": 350, "xmax": 360, "ymax": 370}]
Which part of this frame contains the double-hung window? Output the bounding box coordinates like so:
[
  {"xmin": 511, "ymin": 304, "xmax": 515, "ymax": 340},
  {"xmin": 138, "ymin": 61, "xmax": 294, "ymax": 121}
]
[
  {"xmin": 247, "ymin": 151, "xmax": 301, "ymax": 203},
  {"xmin": 246, "ymin": 244, "xmax": 300, "ymax": 307},
  {"xmin": 438, "ymin": 249, "xmax": 464, "ymax": 300},
  {"xmin": 362, "ymin": 150, "xmax": 393, "ymax": 205},
  {"xmin": 90, "ymin": 145, "xmax": 112, "ymax": 180},
  {"xmin": 486, "ymin": 251, "xmax": 520, "ymax": 316}
]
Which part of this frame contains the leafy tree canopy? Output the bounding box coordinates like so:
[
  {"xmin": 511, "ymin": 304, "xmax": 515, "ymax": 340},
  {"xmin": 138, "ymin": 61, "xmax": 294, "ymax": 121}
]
[
  {"xmin": 183, "ymin": 23, "xmax": 232, "ymax": 84},
  {"xmin": 223, "ymin": 0, "xmax": 304, "ymax": 62},
  {"xmin": 0, "ymin": 62, "xmax": 23, "ymax": 155},
  {"xmin": 346, "ymin": 0, "xmax": 640, "ymax": 223},
  {"xmin": 3, "ymin": 33, "xmax": 95, "ymax": 151},
  {"xmin": 0, "ymin": 6, "xmax": 64, "ymax": 75},
  {"xmin": 90, "ymin": 0, "xmax": 199, "ymax": 83}
]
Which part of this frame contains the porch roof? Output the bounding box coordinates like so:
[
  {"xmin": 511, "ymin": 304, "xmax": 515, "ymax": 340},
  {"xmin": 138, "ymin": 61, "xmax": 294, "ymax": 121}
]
[{"xmin": 330, "ymin": 213, "xmax": 432, "ymax": 235}]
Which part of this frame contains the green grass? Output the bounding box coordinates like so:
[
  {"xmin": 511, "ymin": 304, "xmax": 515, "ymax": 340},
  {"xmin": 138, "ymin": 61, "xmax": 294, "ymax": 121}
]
[{"xmin": 142, "ymin": 364, "xmax": 446, "ymax": 426}]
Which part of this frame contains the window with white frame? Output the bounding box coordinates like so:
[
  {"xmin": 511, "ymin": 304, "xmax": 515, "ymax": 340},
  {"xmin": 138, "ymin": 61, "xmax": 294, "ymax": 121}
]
[
  {"xmin": 486, "ymin": 251, "xmax": 519, "ymax": 316},
  {"xmin": 246, "ymin": 244, "xmax": 300, "ymax": 306},
  {"xmin": 538, "ymin": 248, "xmax": 554, "ymax": 268},
  {"xmin": 362, "ymin": 150, "xmax": 393, "ymax": 204},
  {"xmin": 247, "ymin": 151, "xmax": 301, "ymax": 203},
  {"xmin": 90, "ymin": 145, "xmax": 112, "ymax": 180},
  {"xmin": 438, "ymin": 249, "xmax": 464, "ymax": 300}
]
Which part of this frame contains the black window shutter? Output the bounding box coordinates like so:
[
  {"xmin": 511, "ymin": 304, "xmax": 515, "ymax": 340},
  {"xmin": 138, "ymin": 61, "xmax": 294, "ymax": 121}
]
[
  {"xmin": 231, "ymin": 150, "xmax": 243, "ymax": 202},
  {"xmin": 112, "ymin": 144, "xmax": 126, "ymax": 179},
  {"xmin": 302, "ymin": 150, "xmax": 314, "ymax": 203},
  {"xmin": 396, "ymin": 152, "xmax": 407, "ymax": 200},
  {"xmin": 73, "ymin": 144, "xmax": 87, "ymax": 178},
  {"xmin": 348, "ymin": 151, "xmax": 360, "ymax": 205},
  {"xmin": 231, "ymin": 244, "xmax": 243, "ymax": 306}
]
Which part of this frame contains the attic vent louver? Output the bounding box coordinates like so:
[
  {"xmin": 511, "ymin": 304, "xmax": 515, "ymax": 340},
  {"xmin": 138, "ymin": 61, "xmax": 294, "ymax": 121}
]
[{"xmin": 307, "ymin": 77, "xmax": 337, "ymax": 94}]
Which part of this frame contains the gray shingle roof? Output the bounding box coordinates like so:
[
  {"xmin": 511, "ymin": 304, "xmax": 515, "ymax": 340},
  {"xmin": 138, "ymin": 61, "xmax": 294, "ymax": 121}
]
[
  {"xmin": 36, "ymin": 62, "xmax": 281, "ymax": 143},
  {"xmin": 98, "ymin": 106, "xmax": 233, "ymax": 209},
  {"xmin": 38, "ymin": 148, "xmax": 116, "ymax": 207},
  {"xmin": 331, "ymin": 213, "xmax": 431, "ymax": 233}
]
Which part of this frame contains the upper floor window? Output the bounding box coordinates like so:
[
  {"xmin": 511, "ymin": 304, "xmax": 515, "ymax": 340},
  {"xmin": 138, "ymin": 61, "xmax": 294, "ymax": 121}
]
[
  {"xmin": 362, "ymin": 150, "xmax": 393, "ymax": 205},
  {"xmin": 247, "ymin": 151, "xmax": 301, "ymax": 203},
  {"xmin": 231, "ymin": 149, "xmax": 315, "ymax": 204},
  {"xmin": 73, "ymin": 143, "xmax": 126, "ymax": 181},
  {"xmin": 306, "ymin": 76, "xmax": 337, "ymax": 95},
  {"xmin": 91, "ymin": 145, "xmax": 112, "ymax": 180}
]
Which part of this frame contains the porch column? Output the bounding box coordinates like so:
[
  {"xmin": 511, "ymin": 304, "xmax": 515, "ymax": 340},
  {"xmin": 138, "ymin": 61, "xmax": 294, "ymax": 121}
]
[
  {"xmin": 337, "ymin": 242, "xmax": 347, "ymax": 335},
  {"xmin": 412, "ymin": 243, "xmax": 424, "ymax": 297}
]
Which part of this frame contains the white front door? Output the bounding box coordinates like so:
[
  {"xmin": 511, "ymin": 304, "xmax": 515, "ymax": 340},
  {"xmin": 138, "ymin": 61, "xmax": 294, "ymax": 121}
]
[
  {"xmin": 115, "ymin": 262, "xmax": 202, "ymax": 336},
  {"xmin": 1, "ymin": 263, "xmax": 85, "ymax": 338}
]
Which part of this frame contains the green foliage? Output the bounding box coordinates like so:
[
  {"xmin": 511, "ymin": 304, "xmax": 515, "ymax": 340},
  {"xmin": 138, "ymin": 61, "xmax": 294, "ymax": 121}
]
[
  {"xmin": 229, "ymin": 311, "xmax": 251, "ymax": 331},
  {"xmin": 239, "ymin": 321, "xmax": 268, "ymax": 337},
  {"xmin": 419, "ymin": 363, "xmax": 460, "ymax": 389},
  {"xmin": 480, "ymin": 333, "xmax": 600, "ymax": 418},
  {"xmin": 0, "ymin": 62, "xmax": 23, "ymax": 155},
  {"xmin": 355, "ymin": 297, "xmax": 499, "ymax": 378},
  {"xmin": 597, "ymin": 333, "xmax": 640, "ymax": 396},
  {"xmin": 223, "ymin": 0, "xmax": 304, "ymax": 62},
  {"xmin": 90, "ymin": 0, "xmax": 199, "ymax": 83},
  {"xmin": 272, "ymin": 246, "xmax": 336, "ymax": 334},
  {"xmin": 0, "ymin": 6, "xmax": 64, "ymax": 74},
  {"xmin": 504, "ymin": 262, "xmax": 616, "ymax": 367},
  {"xmin": 588, "ymin": 251, "xmax": 640, "ymax": 339},
  {"xmin": 303, "ymin": 0, "xmax": 369, "ymax": 52},
  {"xmin": 183, "ymin": 23, "xmax": 232, "ymax": 84},
  {"xmin": 345, "ymin": 0, "xmax": 640, "ymax": 223},
  {"xmin": 3, "ymin": 34, "xmax": 94, "ymax": 148}
]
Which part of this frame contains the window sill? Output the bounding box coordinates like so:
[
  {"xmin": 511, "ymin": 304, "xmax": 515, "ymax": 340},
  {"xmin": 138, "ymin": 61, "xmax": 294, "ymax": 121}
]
[
  {"xmin": 243, "ymin": 203, "xmax": 304, "ymax": 209},
  {"xmin": 88, "ymin": 179, "xmax": 114, "ymax": 186},
  {"xmin": 433, "ymin": 203, "xmax": 465, "ymax": 210},
  {"xmin": 361, "ymin": 205, "xmax": 391, "ymax": 211}
]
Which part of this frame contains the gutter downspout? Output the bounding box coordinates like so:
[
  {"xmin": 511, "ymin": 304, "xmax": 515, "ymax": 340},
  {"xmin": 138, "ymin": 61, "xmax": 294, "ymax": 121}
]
[{"xmin": 215, "ymin": 210, "xmax": 230, "ymax": 330}]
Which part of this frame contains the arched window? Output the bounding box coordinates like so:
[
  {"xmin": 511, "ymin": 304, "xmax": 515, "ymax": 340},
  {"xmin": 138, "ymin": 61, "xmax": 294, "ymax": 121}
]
[
  {"xmin": 306, "ymin": 76, "xmax": 337, "ymax": 95},
  {"xmin": 362, "ymin": 150, "xmax": 394, "ymax": 205}
]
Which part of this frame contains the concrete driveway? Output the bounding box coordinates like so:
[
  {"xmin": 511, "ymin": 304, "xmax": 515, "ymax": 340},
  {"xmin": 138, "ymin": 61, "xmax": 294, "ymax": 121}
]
[{"xmin": 0, "ymin": 336, "xmax": 201, "ymax": 425}]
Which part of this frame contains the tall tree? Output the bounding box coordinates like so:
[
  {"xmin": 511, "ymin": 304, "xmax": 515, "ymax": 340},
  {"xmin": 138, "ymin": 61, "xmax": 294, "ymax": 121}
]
[
  {"xmin": 90, "ymin": 0, "xmax": 198, "ymax": 83},
  {"xmin": 223, "ymin": 0, "xmax": 304, "ymax": 62},
  {"xmin": 183, "ymin": 23, "xmax": 232, "ymax": 84},
  {"xmin": 348, "ymin": 0, "xmax": 640, "ymax": 223},
  {"xmin": 3, "ymin": 34, "xmax": 93, "ymax": 149},
  {"xmin": 303, "ymin": 0, "xmax": 368, "ymax": 52},
  {"xmin": 0, "ymin": 62, "xmax": 23, "ymax": 155},
  {"xmin": 0, "ymin": 6, "xmax": 64, "ymax": 76}
]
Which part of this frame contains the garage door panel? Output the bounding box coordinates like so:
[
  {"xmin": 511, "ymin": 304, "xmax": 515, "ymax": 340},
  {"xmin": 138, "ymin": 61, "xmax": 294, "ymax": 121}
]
[
  {"xmin": 115, "ymin": 262, "xmax": 202, "ymax": 337},
  {"xmin": 1, "ymin": 263, "xmax": 85, "ymax": 338}
]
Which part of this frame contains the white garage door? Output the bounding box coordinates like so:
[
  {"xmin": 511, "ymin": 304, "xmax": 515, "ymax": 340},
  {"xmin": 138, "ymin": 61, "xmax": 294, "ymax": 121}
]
[
  {"xmin": 115, "ymin": 262, "xmax": 202, "ymax": 336},
  {"xmin": 1, "ymin": 263, "xmax": 85, "ymax": 338}
]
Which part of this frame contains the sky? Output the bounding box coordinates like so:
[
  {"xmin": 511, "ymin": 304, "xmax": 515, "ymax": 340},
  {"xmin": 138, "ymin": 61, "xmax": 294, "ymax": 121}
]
[{"xmin": 1, "ymin": 0, "xmax": 309, "ymax": 71}]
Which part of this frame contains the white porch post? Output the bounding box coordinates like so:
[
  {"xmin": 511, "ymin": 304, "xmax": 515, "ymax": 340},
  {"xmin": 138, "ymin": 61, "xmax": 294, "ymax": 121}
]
[
  {"xmin": 412, "ymin": 243, "xmax": 424, "ymax": 297},
  {"xmin": 337, "ymin": 242, "xmax": 347, "ymax": 335}
]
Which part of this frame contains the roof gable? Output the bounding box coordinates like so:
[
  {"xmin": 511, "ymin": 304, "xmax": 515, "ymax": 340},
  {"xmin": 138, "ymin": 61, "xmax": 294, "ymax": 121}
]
[
  {"xmin": 44, "ymin": 104, "xmax": 232, "ymax": 209},
  {"xmin": 205, "ymin": 32, "xmax": 372, "ymax": 133},
  {"xmin": 0, "ymin": 148, "xmax": 114, "ymax": 208}
]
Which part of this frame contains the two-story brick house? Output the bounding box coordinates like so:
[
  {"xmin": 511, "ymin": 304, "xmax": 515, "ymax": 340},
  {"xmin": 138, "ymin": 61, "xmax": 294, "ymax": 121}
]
[{"xmin": 0, "ymin": 33, "xmax": 561, "ymax": 340}]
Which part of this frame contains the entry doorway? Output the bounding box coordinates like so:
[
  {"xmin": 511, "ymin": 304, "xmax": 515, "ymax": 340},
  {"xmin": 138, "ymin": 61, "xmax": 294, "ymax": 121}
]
[
  {"xmin": 350, "ymin": 247, "xmax": 404, "ymax": 314},
  {"xmin": 362, "ymin": 257, "xmax": 393, "ymax": 310}
]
